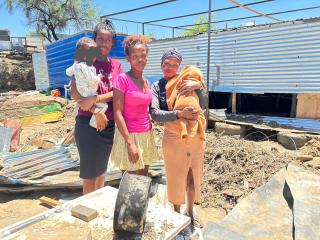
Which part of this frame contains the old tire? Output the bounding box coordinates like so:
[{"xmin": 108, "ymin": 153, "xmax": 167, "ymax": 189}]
[
  {"xmin": 113, "ymin": 172, "xmax": 152, "ymax": 234},
  {"xmin": 215, "ymin": 122, "xmax": 246, "ymax": 137},
  {"xmin": 277, "ymin": 132, "xmax": 309, "ymax": 150}
]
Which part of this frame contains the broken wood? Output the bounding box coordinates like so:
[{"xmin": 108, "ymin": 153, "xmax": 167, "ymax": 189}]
[
  {"xmin": 39, "ymin": 196, "xmax": 61, "ymax": 208},
  {"xmin": 295, "ymin": 155, "xmax": 313, "ymax": 162},
  {"xmin": 31, "ymin": 139, "xmax": 55, "ymax": 149}
]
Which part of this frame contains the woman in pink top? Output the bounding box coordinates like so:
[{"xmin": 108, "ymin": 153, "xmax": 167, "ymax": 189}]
[{"xmin": 111, "ymin": 35, "xmax": 159, "ymax": 175}]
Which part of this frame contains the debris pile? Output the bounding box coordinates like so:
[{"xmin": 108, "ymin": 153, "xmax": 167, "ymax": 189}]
[
  {"xmin": 0, "ymin": 50, "xmax": 35, "ymax": 91},
  {"xmin": 201, "ymin": 132, "xmax": 295, "ymax": 213}
]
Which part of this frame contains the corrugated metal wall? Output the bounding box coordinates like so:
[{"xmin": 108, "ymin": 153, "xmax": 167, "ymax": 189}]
[
  {"xmin": 145, "ymin": 34, "xmax": 209, "ymax": 86},
  {"xmin": 46, "ymin": 30, "xmax": 126, "ymax": 89},
  {"xmin": 0, "ymin": 41, "xmax": 11, "ymax": 50},
  {"xmin": 0, "ymin": 30, "xmax": 10, "ymax": 41},
  {"xmin": 32, "ymin": 53, "xmax": 49, "ymax": 91},
  {"xmin": 145, "ymin": 19, "xmax": 320, "ymax": 93}
]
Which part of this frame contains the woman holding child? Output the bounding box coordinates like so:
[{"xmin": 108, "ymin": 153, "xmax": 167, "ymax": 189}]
[
  {"xmin": 150, "ymin": 48, "xmax": 208, "ymax": 228},
  {"xmin": 70, "ymin": 20, "xmax": 122, "ymax": 194}
]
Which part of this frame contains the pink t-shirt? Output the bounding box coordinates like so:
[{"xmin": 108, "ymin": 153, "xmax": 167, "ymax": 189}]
[
  {"xmin": 77, "ymin": 58, "xmax": 122, "ymax": 120},
  {"xmin": 113, "ymin": 73, "xmax": 152, "ymax": 133}
]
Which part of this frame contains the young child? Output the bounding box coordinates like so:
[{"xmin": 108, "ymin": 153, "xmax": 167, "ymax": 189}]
[
  {"xmin": 165, "ymin": 65, "xmax": 206, "ymax": 140},
  {"xmin": 66, "ymin": 37, "xmax": 108, "ymax": 128}
]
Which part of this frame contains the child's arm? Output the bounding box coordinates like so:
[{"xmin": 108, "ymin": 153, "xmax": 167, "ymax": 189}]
[
  {"xmin": 95, "ymin": 92, "xmax": 113, "ymax": 104},
  {"xmin": 66, "ymin": 65, "xmax": 74, "ymax": 77}
]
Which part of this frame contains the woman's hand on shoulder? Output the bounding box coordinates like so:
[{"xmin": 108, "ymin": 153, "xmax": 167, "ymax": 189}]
[{"xmin": 177, "ymin": 80, "xmax": 201, "ymax": 96}]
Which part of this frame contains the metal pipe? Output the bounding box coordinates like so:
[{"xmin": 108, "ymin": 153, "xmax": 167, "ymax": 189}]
[
  {"xmin": 175, "ymin": 5, "xmax": 320, "ymax": 28},
  {"xmin": 101, "ymin": 0, "xmax": 176, "ymax": 18},
  {"xmin": 144, "ymin": 0, "xmax": 275, "ymax": 24}
]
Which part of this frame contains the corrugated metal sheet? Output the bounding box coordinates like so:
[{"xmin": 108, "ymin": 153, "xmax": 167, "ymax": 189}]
[
  {"xmin": 145, "ymin": 34, "xmax": 209, "ymax": 85},
  {"xmin": 0, "ymin": 29, "xmax": 10, "ymax": 41},
  {"xmin": 46, "ymin": 30, "xmax": 126, "ymax": 89},
  {"xmin": 0, "ymin": 41, "xmax": 11, "ymax": 50},
  {"xmin": 145, "ymin": 19, "xmax": 320, "ymax": 93},
  {"xmin": 209, "ymin": 109, "xmax": 227, "ymax": 121},
  {"xmin": 32, "ymin": 52, "xmax": 50, "ymax": 91},
  {"xmin": 227, "ymin": 113, "xmax": 320, "ymax": 133},
  {"xmin": 260, "ymin": 116, "xmax": 320, "ymax": 133},
  {"xmin": 0, "ymin": 146, "xmax": 79, "ymax": 180},
  {"xmin": 0, "ymin": 127, "xmax": 12, "ymax": 152}
]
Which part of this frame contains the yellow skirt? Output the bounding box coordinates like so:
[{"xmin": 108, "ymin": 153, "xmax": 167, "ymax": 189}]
[{"xmin": 110, "ymin": 128, "xmax": 159, "ymax": 171}]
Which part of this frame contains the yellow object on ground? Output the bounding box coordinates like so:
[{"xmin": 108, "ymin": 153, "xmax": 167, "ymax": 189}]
[{"xmin": 20, "ymin": 111, "xmax": 64, "ymax": 127}]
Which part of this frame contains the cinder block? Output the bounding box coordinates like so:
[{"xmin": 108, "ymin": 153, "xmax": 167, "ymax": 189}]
[{"xmin": 71, "ymin": 205, "xmax": 98, "ymax": 222}]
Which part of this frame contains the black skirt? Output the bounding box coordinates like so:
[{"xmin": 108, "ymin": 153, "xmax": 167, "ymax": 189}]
[{"xmin": 74, "ymin": 115, "xmax": 115, "ymax": 179}]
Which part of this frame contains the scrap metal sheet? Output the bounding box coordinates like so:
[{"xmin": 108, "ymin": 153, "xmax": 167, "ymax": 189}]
[
  {"xmin": 0, "ymin": 146, "xmax": 79, "ymax": 181},
  {"xmin": 203, "ymin": 163, "xmax": 320, "ymax": 240},
  {"xmin": 0, "ymin": 126, "xmax": 12, "ymax": 152}
]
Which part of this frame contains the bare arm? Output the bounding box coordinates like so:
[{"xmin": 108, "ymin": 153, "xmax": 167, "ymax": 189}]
[
  {"xmin": 113, "ymin": 89, "xmax": 139, "ymax": 163},
  {"xmin": 96, "ymin": 91, "xmax": 113, "ymax": 103},
  {"xmin": 150, "ymin": 82, "xmax": 178, "ymax": 122},
  {"xmin": 150, "ymin": 81, "xmax": 199, "ymax": 121}
]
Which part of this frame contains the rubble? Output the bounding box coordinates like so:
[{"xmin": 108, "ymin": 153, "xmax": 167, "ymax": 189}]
[{"xmin": 0, "ymin": 50, "xmax": 35, "ymax": 92}]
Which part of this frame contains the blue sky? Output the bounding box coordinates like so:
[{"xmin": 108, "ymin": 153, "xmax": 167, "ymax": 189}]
[{"xmin": 1, "ymin": 0, "xmax": 320, "ymax": 39}]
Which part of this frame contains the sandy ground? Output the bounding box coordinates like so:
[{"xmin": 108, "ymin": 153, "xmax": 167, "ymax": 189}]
[{"xmin": 1, "ymin": 93, "xmax": 319, "ymax": 235}]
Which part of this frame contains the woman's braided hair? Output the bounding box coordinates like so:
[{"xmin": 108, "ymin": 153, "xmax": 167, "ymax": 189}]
[{"xmin": 93, "ymin": 19, "xmax": 117, "ymax": 44}]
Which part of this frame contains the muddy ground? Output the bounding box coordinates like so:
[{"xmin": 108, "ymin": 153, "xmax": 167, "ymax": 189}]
[{"xmin": 0, "ymin": 93, "xmax": 320, "ymax": 233}]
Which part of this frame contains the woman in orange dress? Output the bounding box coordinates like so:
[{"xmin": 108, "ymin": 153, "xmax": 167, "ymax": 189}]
[{"xmin": 150, "ymin": 48, "xmax": 208, "ymax": 228}]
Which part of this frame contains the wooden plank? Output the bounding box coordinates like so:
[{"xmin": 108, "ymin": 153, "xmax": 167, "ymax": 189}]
[
  {"xmin": 39, "ymin": 196, "xmax": 61, "ymax": 208},
  {"xmin": 296, "ymin": 93, "xmax": 320, "ymax": 119},
  {"xmin": 290, "ymin": 94, "xmax": 297, "ymax": 118},
  {"xmin": 232, "ymin": 92, "xmax": 237, "ymax": 114}
]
